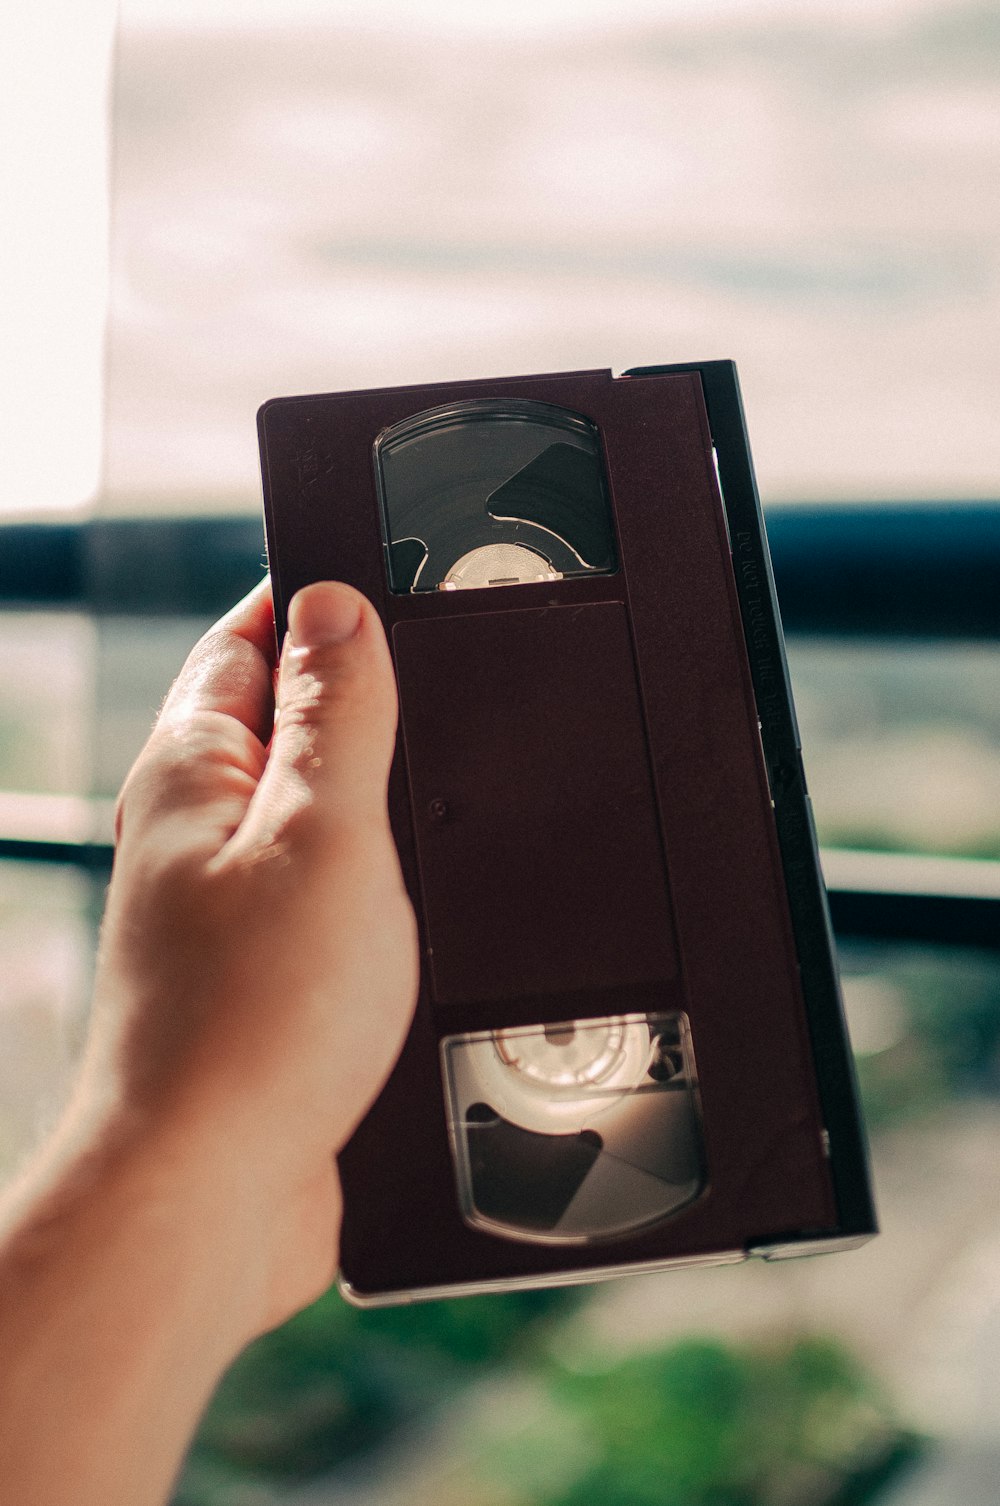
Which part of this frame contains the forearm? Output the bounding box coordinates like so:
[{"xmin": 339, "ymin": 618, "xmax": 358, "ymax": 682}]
[{"xmin": 0, "ymin": 1113, "xmax": 266, "ymax": 1506}]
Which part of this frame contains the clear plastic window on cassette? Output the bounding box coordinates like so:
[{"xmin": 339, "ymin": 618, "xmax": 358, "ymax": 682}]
[
  {"xmin": 374, "ymin": 399, "xmax": 618, "ymax": 593},
  {"xmin": 442, "ymin": 1013, "xmax": 705, "ymax": 1245}
]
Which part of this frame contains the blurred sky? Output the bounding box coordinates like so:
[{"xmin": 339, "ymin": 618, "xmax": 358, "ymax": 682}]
[
  {"xmin": 123, "ymin": 0, "xmax": 934, "ymax": 31},
  {"xmin": 3, "ymin": 0, "xmax": 999, "ymax": 513}
]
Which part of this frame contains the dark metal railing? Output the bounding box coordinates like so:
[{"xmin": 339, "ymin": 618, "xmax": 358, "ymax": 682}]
[
  {"xmin": 3, "ymin": 503, "xmax": 1000, "ymax": 634},
  {"xmin": 1, "ymin": 504, "xmax": 998, "ymax": 947}
]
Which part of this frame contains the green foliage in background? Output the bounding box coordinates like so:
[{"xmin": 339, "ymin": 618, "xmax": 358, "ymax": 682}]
[
  {"xmin": 175, "ymin": 1282, "xmax": 580, "ymax": 1503},
  {"xmin": 844, "ymin": 945, "xmax": 1000, "ymax": 1127},
  {"xmin": 176, "ymin": 1290, "xmax": 919, "ymax": 1506},
  {"xmin": 475, "ymin": 1336, "xmax": 918, "ymax": 1506}
]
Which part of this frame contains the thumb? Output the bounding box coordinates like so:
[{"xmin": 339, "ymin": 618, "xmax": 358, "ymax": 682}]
[{"xmin": 242, "ymin": 582, "xmax": 399, "ymax": 851}]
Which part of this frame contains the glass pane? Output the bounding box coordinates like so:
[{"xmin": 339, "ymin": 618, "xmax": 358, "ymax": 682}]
[
  {"xmin": 788, "ymin": 638, "xmax": 1000, "ymax": 860},
  {"xmin": 0, "ymin": 862, "xmax": 94, "ymax": 1182},
  {"xmin": 0, "ymin": 613, "xmax": 99, "ymax": 1182},
  {"xmin": 0, "ymin": 614, "xmax": 95, "ymax": 798},
  {"xmin": 93, "ymin": 615, "xmax": 214, "ymax": 799}
]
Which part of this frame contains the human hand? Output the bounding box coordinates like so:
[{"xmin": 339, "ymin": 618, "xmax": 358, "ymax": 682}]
[{"xmin": 72, "ymin": 578, "xmax": 419, "ymax": 1335}]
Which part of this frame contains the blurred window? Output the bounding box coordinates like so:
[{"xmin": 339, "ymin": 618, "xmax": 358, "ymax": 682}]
[{"xmin": 2, "ymin": 4, "xmax": 999, "ymax": 1504}]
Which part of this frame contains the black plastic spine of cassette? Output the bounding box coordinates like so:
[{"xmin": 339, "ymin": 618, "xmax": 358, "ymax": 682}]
[{"xmin": 628, "ymin": 362, "xmax": 874, "ymax": 1241}]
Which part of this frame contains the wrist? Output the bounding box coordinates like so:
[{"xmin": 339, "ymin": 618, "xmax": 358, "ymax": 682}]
[
  {"xmin": 0, "ymin": 1100, "xmax": 292, "ymax": 1506},
  {"xmin": 3, "ymin": 1094, "xmax": 285, "ymax": 1358}
]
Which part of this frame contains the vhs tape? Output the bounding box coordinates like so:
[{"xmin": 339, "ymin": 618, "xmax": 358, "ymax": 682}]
[{"xmin": 258, "ymin": 361, "xmax": 876, "ymax": 1303}]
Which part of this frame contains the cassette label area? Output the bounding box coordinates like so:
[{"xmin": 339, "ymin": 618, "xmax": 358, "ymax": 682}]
[
  {"xmin": 392, "ymin": 601, "xmax": 679, "ymax": 1007},
  {"xmin": 443, "ymin": 1013, "xmax": 705, "ymax": 1245}
]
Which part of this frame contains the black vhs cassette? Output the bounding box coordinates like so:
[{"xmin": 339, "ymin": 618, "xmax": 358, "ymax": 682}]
[{"xmin": 258, "ymin": 361, "xmax": 877, "ymax": 1303}]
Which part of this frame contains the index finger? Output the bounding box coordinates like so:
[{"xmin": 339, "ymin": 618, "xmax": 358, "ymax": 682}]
[{"xmin": 158, "ymin": 576, "xmax": 277, "ymax": 747}]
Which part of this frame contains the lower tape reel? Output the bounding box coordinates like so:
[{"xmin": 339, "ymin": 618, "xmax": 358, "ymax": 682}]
[{"xmin": 442, "ymin": 1013, "xmax": 705, "ymax": 1245}]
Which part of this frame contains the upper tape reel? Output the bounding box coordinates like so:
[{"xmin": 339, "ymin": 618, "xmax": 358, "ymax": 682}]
[{"xmin": 374, "ymin": 399, "xmax": 618, "ymax": 592}]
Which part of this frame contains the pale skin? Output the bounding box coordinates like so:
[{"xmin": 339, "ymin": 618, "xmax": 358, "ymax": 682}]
[{"xmin": 0, "ymin": 579, "xmax": 419, "ymax": 1506}]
